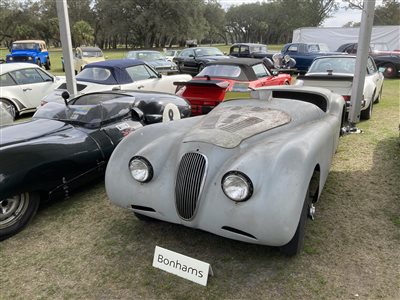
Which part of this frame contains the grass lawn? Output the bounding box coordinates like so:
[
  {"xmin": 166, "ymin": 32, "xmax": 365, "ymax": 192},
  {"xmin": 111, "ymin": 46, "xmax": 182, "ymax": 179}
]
[{"xmin": 0, "ymin": 47, "xmax": 399, "ymax": 299}]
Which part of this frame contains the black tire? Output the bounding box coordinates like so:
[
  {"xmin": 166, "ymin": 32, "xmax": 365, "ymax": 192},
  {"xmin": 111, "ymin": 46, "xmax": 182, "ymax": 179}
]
[
  {"xmin": 382, "ymin": 63, "xmax": 397, "ymax": 79},
  {"xmin": 0, "ymin": 99, "xmax": 18, "ymax": 120},
  {"xmin": 0, "ymin": 192, "xmax": 40, "ymax": 240},
  {"xmin": 134, "ymin": 212, "xmax": 156, "ymax": 222},
  {"xmin": 360, "ymin": 98, "xmax": 373, "ymax": 120},
  {"xmin": 280, "ymin": 187, "xmax": 312, "ymax": 256},
  {"xmin": 45, "ymin": 58, "xmax": 51, "ymax": 70},
  {"xmin": 36, "ymin": 59, "xmax": 42, "ymax": 68},
  {"xmin": 198, "ymin": 63, "xmax": 205, "ymax": 73}
]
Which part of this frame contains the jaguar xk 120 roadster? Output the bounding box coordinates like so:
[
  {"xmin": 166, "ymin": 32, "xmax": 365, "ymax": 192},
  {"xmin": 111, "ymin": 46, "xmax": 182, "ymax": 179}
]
[
  {"xmin": 106, "ymin": 86, "xmax": 346, "ymax": 256},
  {"xmin": 0, "ymin": 90, "xmax": 191, "ymax": 240}
]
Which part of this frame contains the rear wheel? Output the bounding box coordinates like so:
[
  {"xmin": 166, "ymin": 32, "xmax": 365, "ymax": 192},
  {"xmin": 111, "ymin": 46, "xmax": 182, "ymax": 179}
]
[
  {"xmin": 280, "ymin": 186, "xmax": 313, "ymax": 256},
  {"xmin": 0, "ymin": 192, "xmax": 40, "ymax": 240},
  {"xmin": 382, "ymin": 63, "xmax": 397, "ymax": 78},
  {"xmin": 0, "ymin": 99, "xmax": 17, "ymax": 120},
  {"xmin": 360, "ymin": 98, "xmax": 373, "ymax": 120}
]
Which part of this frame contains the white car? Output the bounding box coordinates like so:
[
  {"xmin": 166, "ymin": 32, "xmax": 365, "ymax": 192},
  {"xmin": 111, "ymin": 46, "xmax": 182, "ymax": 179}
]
[
  {"xmin": 0, "ymin": 63, "xmax": 65, "ymax": 119},
  {"xmin": 42, "ymin": 59, "xmax": 192, "ymax": 105},
  {"xmin": 297, "ymin": 55, "xmax": 384, "ymax": 120}
]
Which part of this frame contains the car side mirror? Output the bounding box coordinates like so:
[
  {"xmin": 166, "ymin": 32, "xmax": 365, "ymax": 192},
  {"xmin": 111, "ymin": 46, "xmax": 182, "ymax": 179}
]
[
  {"xmin": 272, "ymin": 70, "xmax": 279, "ymax": 76},
  {"xmin": 131, "ymin": 107, "xmax": 144, "ymax": 122},
  {"xmin": 188, "ymin": 54, "xmax": 194, "ymax": 58}
]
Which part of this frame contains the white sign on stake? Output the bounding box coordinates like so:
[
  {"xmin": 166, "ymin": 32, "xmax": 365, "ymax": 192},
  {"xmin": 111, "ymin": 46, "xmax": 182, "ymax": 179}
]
[{"xmin": 152, "ymin": 246, "xmax": 213, "ymax": 286}]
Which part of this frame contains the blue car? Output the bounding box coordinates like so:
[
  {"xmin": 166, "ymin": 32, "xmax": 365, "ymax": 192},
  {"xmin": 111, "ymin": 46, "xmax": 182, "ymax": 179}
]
[{"xmin": 6, "ymin": 40, "xmax": 51, "ymax": 70}]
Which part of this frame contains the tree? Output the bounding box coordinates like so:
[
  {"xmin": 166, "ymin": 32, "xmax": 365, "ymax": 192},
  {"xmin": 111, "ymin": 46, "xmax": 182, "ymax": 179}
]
[{"xmin": 72, "ymin": 21, "xmax": 94, "ymax": 47}]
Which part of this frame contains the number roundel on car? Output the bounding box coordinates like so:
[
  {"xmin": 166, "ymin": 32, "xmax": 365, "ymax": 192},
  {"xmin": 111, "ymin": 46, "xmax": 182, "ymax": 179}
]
[{"xmin": 162, "ymin": 103, "xmax": 181, "ymax": 122}]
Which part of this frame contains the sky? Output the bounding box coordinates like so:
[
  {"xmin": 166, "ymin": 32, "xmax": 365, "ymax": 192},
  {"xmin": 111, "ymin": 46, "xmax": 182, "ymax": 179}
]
[{"xmin": 217, "ymin": 0, "xmax": 382, "ymax": 28}]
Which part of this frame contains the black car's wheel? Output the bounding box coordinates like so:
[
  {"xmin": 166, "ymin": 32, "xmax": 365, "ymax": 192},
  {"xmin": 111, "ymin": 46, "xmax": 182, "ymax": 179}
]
[
  {"xmin": 382, "ymin": 63, "xmax": 397, "ymax": 78},
  {"xmin": 45, "ymin": 58, "xmax": 51, "ymax": 70},
  {"xmin": 177, "ymin": 62, "xmax": 183, "ymax": 73},
  {"xmin": 0, "ymin": 192, "xmax": 40, "ymax": 240},
  {"xmin": 280, "ymin": 186, "xmax": 312, "ymax": 256},
  {"xmin": 360, "ymin": 98, "xmax": 373, "ymax": 120},
  {"xmin": 0, "ymin": 99, "xmax": 17, "ymax": 120},
  {"xmin": 198, "ymin": 63, "xmax": 205, "ymax": 73}
]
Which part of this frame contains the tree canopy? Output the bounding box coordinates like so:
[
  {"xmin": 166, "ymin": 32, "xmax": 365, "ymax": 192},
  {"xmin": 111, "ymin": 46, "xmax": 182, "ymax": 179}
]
[{"xmin": 0, "ymin": 0, "xmax": 397, "ymax": 49}]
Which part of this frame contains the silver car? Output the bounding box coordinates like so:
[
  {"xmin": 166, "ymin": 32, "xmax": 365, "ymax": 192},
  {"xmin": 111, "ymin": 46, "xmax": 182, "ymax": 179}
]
[{"xmin": 106, "ymin": 86, "xmax": 346, "ymax": 256}]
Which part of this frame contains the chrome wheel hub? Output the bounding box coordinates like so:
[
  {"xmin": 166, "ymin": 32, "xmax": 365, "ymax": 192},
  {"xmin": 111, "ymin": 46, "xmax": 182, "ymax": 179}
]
[{"xmin": 0, "ymin": 193, "xmax": 29, "ymax": 228}]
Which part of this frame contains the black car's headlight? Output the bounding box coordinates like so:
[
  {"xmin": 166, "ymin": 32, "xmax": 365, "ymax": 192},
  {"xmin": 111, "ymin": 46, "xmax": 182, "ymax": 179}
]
[
  {"xmin": 129, "ymin": 156, "xmax": 153, "ymax": 183},
  {"xmin": 221, "ymin": 171, "xmax": 253, "ymax": 202}
]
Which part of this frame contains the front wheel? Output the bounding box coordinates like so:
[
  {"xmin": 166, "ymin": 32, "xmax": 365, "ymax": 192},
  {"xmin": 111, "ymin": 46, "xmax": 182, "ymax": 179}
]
[
  {"xmin": 198, "ymin": 63, "xmax": 205, "ymax": 73},
  {"xmin": 0, "ymin": 192, "xmax": 40, "ymax": 240},
  {"xmin": 280, "ymin": 187, "xmax": 312, "ymax": 256},
  {"xmin": 0, "ymin": 99, "xmax": 17, "ymax": 120},
  {"xmin": 360, "ymin": 99, "xmax": 373, "ymax": 120}
]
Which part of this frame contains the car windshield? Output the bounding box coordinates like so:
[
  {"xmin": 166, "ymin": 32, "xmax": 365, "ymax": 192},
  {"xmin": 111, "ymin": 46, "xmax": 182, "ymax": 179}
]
[
  {"xmin": 127, "ymin": 51, "xmax": 164, "ymax": 61},
  {"xmin": 12, "ymin": 43, "xmax": 38, "ymax": 50},
  {"xmin": 197, "ymin": 65, "xmax": 241, "ymax": 78},
  {"xmin": 33, "ymin": 101, "xmax": 132, "ymax": 128},
  {"xmin": 194, "ymin": 48, "xmax": 224, "ymax": 57},
  {"xmin": 76, "ymin": 67, "xmax": 115, "ymax": 84},
  {"xmin": 82, "ymin": 51, "xmax": 103, "ymax": 57},
  {"xmin": 308, "ymin": 57, "xmax": 356, "ymax": 74}
]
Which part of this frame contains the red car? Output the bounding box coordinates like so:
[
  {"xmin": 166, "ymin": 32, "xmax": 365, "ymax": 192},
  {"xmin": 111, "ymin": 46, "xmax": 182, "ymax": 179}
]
[{"xmin": 175, "ymin": 58, "xmax": 291, "ymax": 115}]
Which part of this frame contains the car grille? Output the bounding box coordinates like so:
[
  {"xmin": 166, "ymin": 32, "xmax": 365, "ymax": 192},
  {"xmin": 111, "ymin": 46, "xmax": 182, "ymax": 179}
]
[
  {"xmin": 11, "ymin": 56, "xmax": 31, "ymax": 62},
  {"xmin": 175, "ymin": 152, "xmax": 207, "ymax": 220}
]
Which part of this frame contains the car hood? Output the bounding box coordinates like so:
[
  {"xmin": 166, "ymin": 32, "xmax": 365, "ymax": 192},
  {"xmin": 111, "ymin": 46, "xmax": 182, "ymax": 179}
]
[
  {"xmin": 8, "ymin": 50, "xmax": 39, "ymax": 56},
  {"xmin": 0, "ymin": 119, "xmax": 72, "ymax": 147},
  {"xmin": 148, "ymin": 60, "xmax": 174, "ymax": 67},
  {"xmin": 182, "ymin": 104, "xmax": 292, "ymax": 148}
]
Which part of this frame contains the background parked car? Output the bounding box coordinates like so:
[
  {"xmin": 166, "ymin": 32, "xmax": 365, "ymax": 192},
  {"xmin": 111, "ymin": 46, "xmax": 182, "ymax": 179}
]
[
  {"xmin": 42, "ymin": 59, "xmax": 192, "ymax": 105},
  {"xmin": 0, "ymin": 89, "xmax": 191, "ymax": 240},
  {"xmin": 278, "ymin": 42, "xmax": 341, "ymax": 73},
  {"xmin": 176, "ymin": 58, "xmax": 292, "ymax": 115},
  {"xmin": 336, "ymin": 42, "xmax": 400, "ymax": 78},
  {"xmin": 229, "ymin": 43, "xmax": 270, "ymax": 58},
  {"xmin": 6, "ymin": 40, "xmax": 51, "ymax": 70},
  {"xmin": 164, "ymin": 49, "xmax": 181, "ymax": 62},
  {"xmin": 173, "ymin": 47, "xmax": 230, "ymax": 75},
  {"xmin": 62, "ymin": 46, "xmax": 106, "ymax": 74},
  {"xmin": 0, "ymin": 63, "xmax": 65, "ymax": 119},
  {"xmin": 297, "ymin": 55, "xmax": 384, "ymax": 120},
  {"xmin": 126, "ymin": 50, "xmax": 178, "ymax": 75}
]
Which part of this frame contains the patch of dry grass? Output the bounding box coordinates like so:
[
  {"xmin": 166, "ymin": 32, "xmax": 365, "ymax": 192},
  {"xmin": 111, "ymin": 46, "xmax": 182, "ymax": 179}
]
[{"xmin": 1, "ymin": 79, "xmax": 399, "ymax": 299}]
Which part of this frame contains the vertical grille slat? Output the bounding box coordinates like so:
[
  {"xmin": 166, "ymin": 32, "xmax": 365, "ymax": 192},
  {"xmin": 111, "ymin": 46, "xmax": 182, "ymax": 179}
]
[{"xmin": 175, "ymin": 153, "xmax": 207, "ymax": 220}]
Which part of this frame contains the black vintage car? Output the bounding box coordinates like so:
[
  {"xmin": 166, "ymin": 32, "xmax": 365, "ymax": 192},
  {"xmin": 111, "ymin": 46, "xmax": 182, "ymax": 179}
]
[
  {"xmin": 173, "ymin": 47, "xmax": 230, "ymax": 76},
  {"xmin": 0, "ymin": 90, "xmax": 191, "ymax": 240}
]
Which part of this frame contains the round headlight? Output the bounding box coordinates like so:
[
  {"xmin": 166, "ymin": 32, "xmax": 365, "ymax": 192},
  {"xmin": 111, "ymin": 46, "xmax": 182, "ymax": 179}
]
[
  {"xmin": 221, "ymin": 171, "xmax": 253, "ymax": 202},
  {"xmin": 9, "ymin": 57, "xmax": 13, "ymax": 61},
  {"xmin": 129, "ymin": 156, "xmax": 153, "ymax": 183},
  {"xmin": 28, "ymin": 57, "xmax": 33, "ymax": 60}
]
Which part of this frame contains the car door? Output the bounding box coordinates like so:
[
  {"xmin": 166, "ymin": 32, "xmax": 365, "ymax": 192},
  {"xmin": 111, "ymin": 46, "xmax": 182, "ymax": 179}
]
[
  {"xmin": 8, "ymin": 67, "xmax": 57, "ymax": 108},
  {"xmin": 175, "ymin": 49, "xmax": 195, "ymax": 74},
  {"xmin": 239, "ymin": 45, "xmax": 251, "ymax": 58},
  {"xmin": 124, "ymin": 64, "xmax": 175, "ymax": 93}
]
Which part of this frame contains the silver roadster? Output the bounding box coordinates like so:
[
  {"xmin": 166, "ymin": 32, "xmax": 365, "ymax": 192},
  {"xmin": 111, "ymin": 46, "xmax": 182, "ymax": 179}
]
[{"xmin": 105, "ymin": 86, "xmax": 346, "ymax": 256}]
